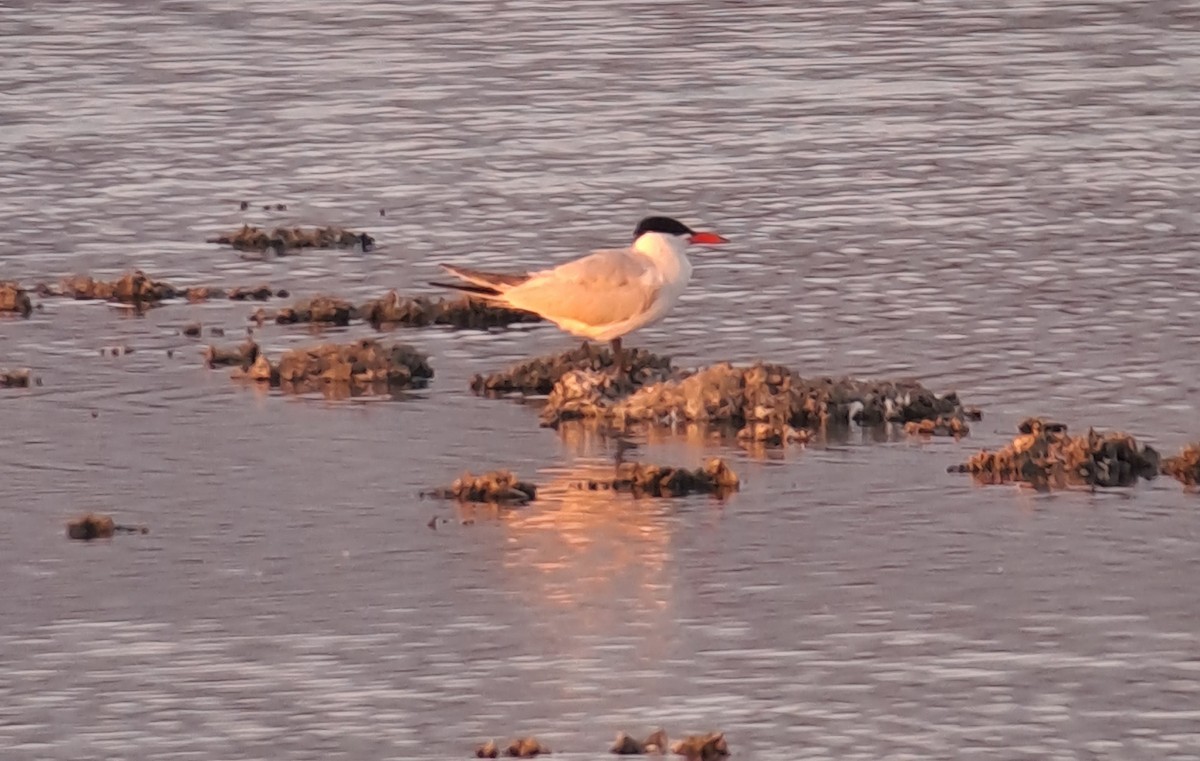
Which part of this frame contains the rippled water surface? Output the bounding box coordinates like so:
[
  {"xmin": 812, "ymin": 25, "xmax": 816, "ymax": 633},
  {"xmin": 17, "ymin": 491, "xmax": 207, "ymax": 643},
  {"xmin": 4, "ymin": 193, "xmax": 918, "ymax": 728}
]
[{"xmin": 3, "ymin": 1, "xmax": 1200, "ymax": 759}]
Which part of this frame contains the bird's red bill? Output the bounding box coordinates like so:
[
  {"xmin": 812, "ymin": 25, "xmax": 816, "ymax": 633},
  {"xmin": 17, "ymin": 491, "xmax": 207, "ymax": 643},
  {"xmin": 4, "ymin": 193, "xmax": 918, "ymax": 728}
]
[{"xmin": 689, "ymin": 231, "xmax": 729, "ymax": 245}]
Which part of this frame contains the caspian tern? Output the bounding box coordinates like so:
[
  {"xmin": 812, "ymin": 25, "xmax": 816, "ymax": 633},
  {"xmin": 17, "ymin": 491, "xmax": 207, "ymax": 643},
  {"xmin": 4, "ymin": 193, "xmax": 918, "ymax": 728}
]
[{"xmin": 433, "ymin": 216, "xmax": 729, "ymax": 369}]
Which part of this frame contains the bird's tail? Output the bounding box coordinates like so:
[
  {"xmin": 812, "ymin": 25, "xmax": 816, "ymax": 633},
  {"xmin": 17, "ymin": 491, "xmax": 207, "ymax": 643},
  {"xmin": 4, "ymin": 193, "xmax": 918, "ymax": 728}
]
[{"xmin": 430, "ymin": 264, "xmax": 530, "ymax": 300}]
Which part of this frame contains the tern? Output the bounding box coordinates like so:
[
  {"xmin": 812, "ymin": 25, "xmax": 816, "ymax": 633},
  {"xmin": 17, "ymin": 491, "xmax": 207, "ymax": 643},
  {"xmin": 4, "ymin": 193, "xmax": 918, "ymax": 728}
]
[{"xmin": 433, "ymin": 216, "xmax": 729, "ymax": 369}]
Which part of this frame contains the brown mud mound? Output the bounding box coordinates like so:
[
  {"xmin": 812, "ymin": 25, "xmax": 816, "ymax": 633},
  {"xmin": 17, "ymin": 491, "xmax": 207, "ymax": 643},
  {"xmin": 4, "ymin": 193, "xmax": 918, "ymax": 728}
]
[
  {"xmin": 576, "ymin": 458, "xmax": 739, "ymax": 498},
  {"xmin": 207, "ymin": 224, "xmax": 374, "ymax": 252},
  {"xmin": 66, "ymin": 513, "xmax": 149, "ymax": 541},
  {"xmin": 612, "ymin": 729, "xmax": 669, "ymax": 755},
  {"xmin": 427, "ymin": 471, "xmax": 537, "ymax": 504},
  {"xmin": 358, "ymin": 290, "xmax": 540, "ymax": 330},
  {"xmin": 214, "ymin": 338, "xmax": 433, "ymax": 393},
  {"xmin": 540, "ymin": 362, "xmax": 977, "ymax": 442},
  {"xmin": 1, "ymin": 281, "xmax": 33, "ymax": 317},
  {"xmin": 275, "ymin": 296, "xmax": 357, "ymax": 326},
  {"xmin": 2, "ymin": 368, "xmax": 34, "ymax": 387},
  {"xmin": 473, "ymin": 345, "xmax": 673, "ymax": 396},
  {"xmin": 670, "ymin": 733, "xmax": 729, "ymax": 760},
  {"xmin": 952, "ymin": 417, "xmax": 1160, "ymax": 489},
  {"xmin": 1162, "ymin": 443, "xmax": 1200, "ymax": 487}
]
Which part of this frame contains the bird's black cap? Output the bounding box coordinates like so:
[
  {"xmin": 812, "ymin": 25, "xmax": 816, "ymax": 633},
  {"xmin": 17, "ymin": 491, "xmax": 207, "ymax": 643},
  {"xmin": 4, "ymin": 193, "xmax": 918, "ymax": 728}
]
[{"xmin": 632, "ymin": 216, "xmax": 694, "ymax": 240}]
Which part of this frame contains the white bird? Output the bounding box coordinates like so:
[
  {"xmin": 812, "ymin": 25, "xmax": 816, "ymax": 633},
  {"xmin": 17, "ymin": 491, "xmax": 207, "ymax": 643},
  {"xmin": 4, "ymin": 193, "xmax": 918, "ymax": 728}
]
[{"xmin": 433, "ymin": 216, "xmax": 729, "ymax": 369}]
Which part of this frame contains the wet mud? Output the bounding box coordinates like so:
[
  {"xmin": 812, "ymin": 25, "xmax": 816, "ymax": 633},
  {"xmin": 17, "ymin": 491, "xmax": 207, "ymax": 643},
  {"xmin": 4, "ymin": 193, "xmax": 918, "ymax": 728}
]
[
  {"xmin": 952, "ymin": 417, "xmax": 1161, "ymax": 489},
  {"xmin": 471, "ymin": 344, "xmax": 672, "ymax": 396},
  {"xmin": 1, "ymin": 368, "xmax": 35, "ymax": 388},
  {"xmin": 427, "ymin": 471, "xmax": 538, "ymax": 505},
  {"xmin": 0, "ymin": 281, "xmax": 33, "ymax": 317},
  {"xmin": 1162, "ymin": 443, "xmax": 1200, "ymax": 487},
  {"xmin": 611, "ymin": 729, "xmax": 669, "ymax": 755},
  {"xmin": 66, "ymin": 513, "xmax": 148, "ymax": 541},
  {"xmin": 206, "ymin": 224, "xmax": 375, "ymax": 253},
  {"xmin": 575, "ymin": 458, "xmax": 739, "ymax": 498}
]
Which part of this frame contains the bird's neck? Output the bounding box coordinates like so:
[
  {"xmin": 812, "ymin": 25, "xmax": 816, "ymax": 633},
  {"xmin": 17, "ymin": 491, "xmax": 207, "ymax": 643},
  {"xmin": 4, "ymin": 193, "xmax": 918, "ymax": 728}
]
[{"xmin": 634, "ymin": 233, "xmax": 692, "ymax": 283}]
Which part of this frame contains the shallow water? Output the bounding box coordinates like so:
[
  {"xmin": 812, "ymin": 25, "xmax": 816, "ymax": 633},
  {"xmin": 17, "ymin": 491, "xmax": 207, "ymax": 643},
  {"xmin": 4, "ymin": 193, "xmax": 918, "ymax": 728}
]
[{"xmin": 2, "ymin": 1, "xmax": 1200, "ymax": 759}]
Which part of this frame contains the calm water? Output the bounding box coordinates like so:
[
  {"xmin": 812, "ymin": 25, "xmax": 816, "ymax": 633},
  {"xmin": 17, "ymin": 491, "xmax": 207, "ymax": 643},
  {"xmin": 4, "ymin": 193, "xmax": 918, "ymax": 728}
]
[{"xmin": 2, "ymin": 1, "xmax": 1200, "ymax": 759}]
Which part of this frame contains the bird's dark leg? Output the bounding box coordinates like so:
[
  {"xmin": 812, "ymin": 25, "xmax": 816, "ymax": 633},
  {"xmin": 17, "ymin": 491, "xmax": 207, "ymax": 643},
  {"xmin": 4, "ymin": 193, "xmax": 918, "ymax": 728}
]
[{"xmin": 609, "ymin": 337, "xmax": 624, "ymax": 374}]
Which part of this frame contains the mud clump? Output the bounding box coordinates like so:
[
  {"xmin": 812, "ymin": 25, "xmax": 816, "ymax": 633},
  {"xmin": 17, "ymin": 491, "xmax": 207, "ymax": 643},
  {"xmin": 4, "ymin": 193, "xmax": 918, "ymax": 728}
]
[
  {"xmin": 473, "ymin": 344, "xmax": 673, "ymax": 397},
  {"xmin": 207, "ymin": 224, "xmax": 375, "ymax": 252},
  {"xmin": 905, "ymin": 415, "xmax": 970, "ymax": 438},
  {"xmin": 186, "ymin": 286, "xmax": 226, "ymax": 302},
  {"xmin": 538, "ymin": 361, "xmax": 976, "ymax": 443},
  {"xmin": 612, "ymin": 729, "xmax": 668, "ymax": 755},
  {"xmin": 358, "ymin": 290, "xmax": 540, "ymax": 330},
  {"xmin": 66, "ymin": 513, "xmax": 148, "ymax": 541},
  {"xmin": 952, "ymin": 417, "xmax": 1160, "ymax": 489},
  {"xmin": 275, "ymin": 296, "xmax": 357, "ymax": 326},
  {"xmin": 1162, "ymin": 443, "xmax": 1200, "ymax": 487},
  {"xmin": 670, "ymin": 733, "xmax": 729, "ymax": 760},
  {"xmin": 475, "ymin": 740, "xmax": 499, "ymax": 758},
  {"xmin": 577, "ymin": 458, "xmax": 739, "ymax": 498},
  {"xmin": 216, "ymin": 338, "xmax": 433, "ymax": 393},
  {"xmin": 1, "ymin": 368, "xmax": 35, "ymax": 388},
  {"xmin": 505, "ymin": 738, "xmax": 551, "ymax": 758},
  {"xmin": 1, "ymin": 281, "xmax": 33, "ymax": 317},
  {"xmin": 227, "ymin": 285, "xmax": 277, "ymax": 301},
  {"xmin": 204, "ymin": 339, "xmax": 260, "ymax": 369},
  {"xmin": 428, "ymin": 471, "xmax": 538, "ymax": 505},
  {"xmin": 182, "ymin": 322, "xmax": 203, "ymax": 337}
]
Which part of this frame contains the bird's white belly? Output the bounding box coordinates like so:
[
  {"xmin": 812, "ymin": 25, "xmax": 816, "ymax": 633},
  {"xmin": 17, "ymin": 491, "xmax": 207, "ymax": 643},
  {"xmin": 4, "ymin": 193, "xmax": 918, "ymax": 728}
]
[{"xmin": 554, "ymin": 277, "xmax": 688, "ymax": 341}]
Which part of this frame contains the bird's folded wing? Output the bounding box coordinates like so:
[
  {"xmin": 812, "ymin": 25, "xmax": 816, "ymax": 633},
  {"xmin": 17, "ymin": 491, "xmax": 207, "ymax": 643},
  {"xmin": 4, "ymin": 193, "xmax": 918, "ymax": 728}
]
[{"xmin": 505, "ymin": 250, "xmax": 661, "ymax": 326}]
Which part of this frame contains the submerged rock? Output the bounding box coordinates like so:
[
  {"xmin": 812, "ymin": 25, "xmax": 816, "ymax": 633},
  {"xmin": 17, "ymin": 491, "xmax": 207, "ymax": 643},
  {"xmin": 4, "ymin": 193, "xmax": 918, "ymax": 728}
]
[
  {"xmin": 534, "ymin": 359, "xmax": 977, "ymax": 443},
  {"xmin": 358, "ymin": 290, "xmax": 540, "ymax": 330},
  {"xmin": 612, "ymin": 729, "xmax": 668, "ymax": 755},
  {"xmin": 1, "ymin": 368, "xmax": 34, "ymax": 388},
  {"xmin": 204, "ymin": 339, "xmax": 260, "ymax": 369},
  {"xmin": 275, "ymin": 296, "xmax": 357, "ymax": 326},
  {"xmin": 577, "ymin": 458, "xmax": 739, "ymax": 498},
  {"xmin": 1162, "ymin": 443, "xmax": 1200, "ymax": 487},
  {"xmin": 670, "ymin": 733, "xmax": 729, "ymax": 760},
  {"xmin": 66, "ymin": 513, "xmax": 148, "ymax": 541},
  {"xmin": 952, "ymin": 417, "xmax": 1160, "ymax": 489},
  {"xmin": 472, "ymin": 344, "xmax": 673, "ymax": 396},
  {"xmin": 227, "ymin": 285, "xmax": 276, "ymax": 301},
  {"xmin": 207, "ymin": 224, "xmax": 374, "ymax": 252},
  {"xmin": 0, "ymin": 281, "xmax": 33, "ymax": 317},
  {"xmin": 428, "ymin": 471, "xmax": 538, "ymax": 505}
]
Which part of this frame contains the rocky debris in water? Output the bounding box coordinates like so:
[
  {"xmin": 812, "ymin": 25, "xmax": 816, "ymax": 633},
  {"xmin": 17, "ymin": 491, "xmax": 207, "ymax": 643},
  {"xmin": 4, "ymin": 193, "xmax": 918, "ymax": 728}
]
[
  {"xmin": 0, "ymin": 281, "xmax": 33, "ymax": 317},
  {"xmin": 182, "ymin": 322, "xmax": 202, "ymax": 337},
  {"xmin": 186, "ymin": 286, "xmax": 225, "ymax": 302},
  {"xmin": 505, "ymin": 737, "xmax": 551, "ymax": 758},
  {"xmin": 1161, "ymin": 443, "xmax": 1200, "ymax": 487},
  {"xmin": 227, "ymin": 285, "xmax": 276, "ymax": 301},
  {"xmin": 472, "ymin": 344, "xmax": 672, "ymax": 396},
  {"xmin": 428, "ymin": 471, "xmax": 538, "ymax": 505},
  {"xmin": 539, "ymin": 361, "xmax": 977, "ymax": 439},
  {"xmin": 275, "ymin": 296, "xmax": 357, "ymax": 326},
  {"xmin": 904, "ymin": 415, "xmax": 970, "ymax": 438},
  {"xmin": 576, "ymin": 458, "xmax": 739, "ymax": 498},
  {"xmin": 222, "ymin": 338, "xmax": 433, "ymax": 391},
  {"xmin": 612, "ymin": 729, "xmax": 669, "ymax": 755},
  {"xmin": 475, "ymin": 740, "xmax": 499, "ymax": 758},
  {"xmin": 736, "ymin": 421, "xmax": 811, "ymax": 446},
  {"xmin": 66, "ymin": 513, "xmax": 148, "ymax": 541},
  {"xmin": 207, "ymin": 224, "xmax": 375, "ymax": 252},
  {"xmin": 670, "ymin": 733, "xmax": 729, "ymax": 760},
  {"xmin": 358, "ymin": 290, "xmax": 541, "ymax": 330},
  {"xmin": 1, "ymin": 368, "xmax": 34, "ymax": 387},
  {"xmin": 58, "ymin": 271, "xmax": 180, "ymax": 304},
  {"xmin": 210, "ymin": 327, "xmax": 225, "ymax": 337},
  {"xmin": 951, "ymin": 417, "xmax": 1160, "ymax": 489},
  {"xmin": 204, "ymin": 339, "xmax": 260, "ymax": 369}
]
